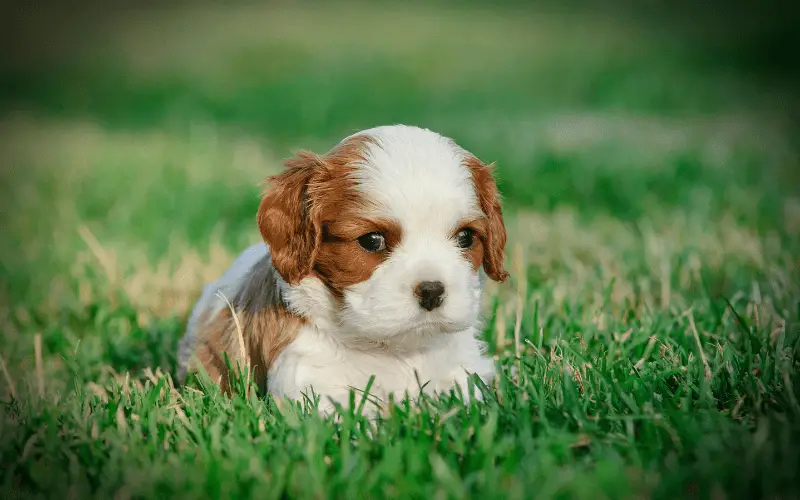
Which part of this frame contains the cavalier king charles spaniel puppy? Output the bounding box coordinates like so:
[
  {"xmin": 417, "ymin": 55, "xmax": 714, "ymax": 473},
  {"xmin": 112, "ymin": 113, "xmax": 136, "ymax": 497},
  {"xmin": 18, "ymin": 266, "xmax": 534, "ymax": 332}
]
[{"xmin": 177, "ymin": 124, "xmax": 508, "ymax": 413}]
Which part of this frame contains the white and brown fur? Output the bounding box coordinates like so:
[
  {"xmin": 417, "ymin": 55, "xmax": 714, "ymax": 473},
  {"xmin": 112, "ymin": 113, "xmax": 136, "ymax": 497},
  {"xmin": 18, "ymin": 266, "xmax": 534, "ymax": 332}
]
[{"xmin": 177, "ymin": 125, "xmax": 508, "ymax": 413}]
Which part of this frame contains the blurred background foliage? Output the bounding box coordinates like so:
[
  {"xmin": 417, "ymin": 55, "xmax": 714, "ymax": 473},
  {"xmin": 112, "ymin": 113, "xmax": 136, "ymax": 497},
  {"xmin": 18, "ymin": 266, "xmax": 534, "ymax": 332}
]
[{"xmin": 1, "ymin": 0, "xmax": 798, "ymax": 305}]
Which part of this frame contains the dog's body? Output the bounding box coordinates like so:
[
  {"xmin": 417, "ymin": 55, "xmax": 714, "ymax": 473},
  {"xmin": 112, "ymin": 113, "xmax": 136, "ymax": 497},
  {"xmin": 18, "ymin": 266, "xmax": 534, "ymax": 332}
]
[{"xmin": 177, "ymin": 125, "xmax": 507, "ymax": 413}]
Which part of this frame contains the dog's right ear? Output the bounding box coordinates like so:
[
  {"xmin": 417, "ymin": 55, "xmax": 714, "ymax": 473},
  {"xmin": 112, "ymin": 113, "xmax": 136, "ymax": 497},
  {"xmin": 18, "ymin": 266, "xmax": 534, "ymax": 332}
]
[{"xmin": 258, "ymin": 152, "xmax": 324, "ymax": 284}]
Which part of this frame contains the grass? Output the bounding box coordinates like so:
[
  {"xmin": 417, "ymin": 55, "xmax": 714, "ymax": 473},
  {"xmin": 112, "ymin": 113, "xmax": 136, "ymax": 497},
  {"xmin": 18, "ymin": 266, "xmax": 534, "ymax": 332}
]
[{"xmin": 1, "ymin": 2, "xmax": 799, "ymax": 498}]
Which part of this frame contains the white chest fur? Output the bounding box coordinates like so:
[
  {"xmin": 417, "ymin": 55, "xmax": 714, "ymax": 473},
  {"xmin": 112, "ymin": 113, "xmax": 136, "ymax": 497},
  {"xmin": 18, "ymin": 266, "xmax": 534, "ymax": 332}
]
[{"xmin": 267, "ymin": 324, "xmax": 495, "ymax": 413}]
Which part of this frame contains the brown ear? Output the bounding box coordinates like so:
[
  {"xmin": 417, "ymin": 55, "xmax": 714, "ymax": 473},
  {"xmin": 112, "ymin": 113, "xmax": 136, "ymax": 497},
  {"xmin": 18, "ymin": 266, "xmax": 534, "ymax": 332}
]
[
  {"xmin": 257, "ymin": 151, "xmax": 324, "ymax": 284},
  {"xmin": 468, "ymin": 157, "xmax": 509, "ymax": 282}
]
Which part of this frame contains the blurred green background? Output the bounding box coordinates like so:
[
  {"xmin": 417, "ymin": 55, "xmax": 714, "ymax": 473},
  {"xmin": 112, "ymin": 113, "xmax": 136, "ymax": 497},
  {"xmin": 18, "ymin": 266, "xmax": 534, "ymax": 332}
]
[
  {"xmin": 0, "ymin": 1, "xmax": 799, "ymax": 497},
  {"xmin": 1, "ymin": 1, "xmax": 798, "ymax": 298}
]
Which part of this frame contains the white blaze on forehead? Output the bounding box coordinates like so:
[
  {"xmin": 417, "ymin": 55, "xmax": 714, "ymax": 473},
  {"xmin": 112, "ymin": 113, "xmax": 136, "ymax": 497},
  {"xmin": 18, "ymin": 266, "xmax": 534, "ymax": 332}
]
[{"xmin": 344, "ymin": 125, "xmax": 483, "ymax": 230}]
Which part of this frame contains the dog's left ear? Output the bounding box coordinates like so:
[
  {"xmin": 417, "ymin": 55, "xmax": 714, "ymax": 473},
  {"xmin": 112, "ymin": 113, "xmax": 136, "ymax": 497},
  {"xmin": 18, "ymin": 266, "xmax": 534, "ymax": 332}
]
[{"xmin": 467, "ymin": 156, "xmax": 509, "ymax": 283}]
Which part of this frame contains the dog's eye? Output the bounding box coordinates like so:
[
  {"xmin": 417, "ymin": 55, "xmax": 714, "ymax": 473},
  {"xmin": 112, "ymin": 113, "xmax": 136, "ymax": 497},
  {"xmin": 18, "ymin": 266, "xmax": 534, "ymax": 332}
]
[
  {"xmin": 456, "ymin": 228, "xmax": 474, "ymax": 249},
  {"xmin": 357, "ymin": 232, "xmax": 386, "ymax": 252}
]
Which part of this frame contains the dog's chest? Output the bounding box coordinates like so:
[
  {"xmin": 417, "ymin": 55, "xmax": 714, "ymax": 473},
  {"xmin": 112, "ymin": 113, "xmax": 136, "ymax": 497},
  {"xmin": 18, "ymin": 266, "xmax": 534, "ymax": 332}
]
[{"xmin": 267, "ymin": 326, "xmax": 445, "ymax": 403}]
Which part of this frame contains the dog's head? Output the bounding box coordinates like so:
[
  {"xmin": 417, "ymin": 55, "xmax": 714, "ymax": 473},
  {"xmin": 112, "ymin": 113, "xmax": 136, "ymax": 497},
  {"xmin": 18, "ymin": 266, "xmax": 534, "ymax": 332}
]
[{"xmin": 258, "ymin": 125, "xmax": 508, "ymax": 346}]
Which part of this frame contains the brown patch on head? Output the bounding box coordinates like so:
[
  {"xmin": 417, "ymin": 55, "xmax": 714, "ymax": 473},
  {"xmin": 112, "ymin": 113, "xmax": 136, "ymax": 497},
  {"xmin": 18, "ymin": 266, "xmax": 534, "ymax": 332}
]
[
  {"xmin": 315, "ymin": 217, "xmax": 403, "ymax": 296},
  {"xmin": 258, "ymin": 134, "xmax": 400, "ymax": 295},
  {"xmin": 186, "ymin": 254, "xmax": 306, "ymax": 394},
  {"xmin": 452, "ymin": 217, "xmax": 489, "ymax": 272},
  {"xmin": 464, "ymin": 155, "xmax": 509, "ymax": 282}
]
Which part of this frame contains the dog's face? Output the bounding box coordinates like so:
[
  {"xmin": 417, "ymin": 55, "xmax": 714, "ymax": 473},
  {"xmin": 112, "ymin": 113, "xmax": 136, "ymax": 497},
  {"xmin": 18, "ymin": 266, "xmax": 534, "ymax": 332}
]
[{"xmin": 258, "ymin": 125, "xmax": 508, "ymax": 345}]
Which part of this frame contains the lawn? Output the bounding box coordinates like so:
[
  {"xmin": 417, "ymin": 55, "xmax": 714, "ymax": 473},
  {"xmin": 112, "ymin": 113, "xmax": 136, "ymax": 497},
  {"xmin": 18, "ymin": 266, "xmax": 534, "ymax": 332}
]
[{"xmin": 1, "ymin": 2, "xmax": 799, "ymax": 499}]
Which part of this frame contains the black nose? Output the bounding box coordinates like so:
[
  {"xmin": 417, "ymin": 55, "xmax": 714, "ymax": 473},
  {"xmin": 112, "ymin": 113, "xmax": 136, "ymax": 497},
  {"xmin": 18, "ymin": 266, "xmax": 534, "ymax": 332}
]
[{"xmin": 414, "ymin": 281, "xmax": 445, "ymax": 311}]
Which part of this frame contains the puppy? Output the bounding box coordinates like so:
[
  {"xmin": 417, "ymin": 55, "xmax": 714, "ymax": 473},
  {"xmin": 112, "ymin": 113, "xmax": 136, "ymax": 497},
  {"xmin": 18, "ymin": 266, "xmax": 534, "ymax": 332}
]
[{"xmin": 177, "ymin": 125, "xmax": 508, "ymax": 413}]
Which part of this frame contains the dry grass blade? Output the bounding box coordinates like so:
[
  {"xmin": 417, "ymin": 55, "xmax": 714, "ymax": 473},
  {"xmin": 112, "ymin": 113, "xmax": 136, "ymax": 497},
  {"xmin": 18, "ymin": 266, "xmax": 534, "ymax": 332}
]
[
  {"xmin": 215, "ymin": 290, "xmax": 251, "ymax": 391},
  {"xmin": 634, "ymin": 336, "xmax": 658, "ymax": 371},
  {"xmin": 512, "ymin": 244, "xmax": 526, "ymax": 360},
  {"xmin": 0, "ymin": 352, "xmax": 17, "ymax": 400},
  {"xmin": 688, "ymin": 310, "xmax": 712, "ymax": 381},
  {"xmin": 78, "ymin": 225, "xmax": 117, "ymax": 284},
  {"xmin": 215, "ymin": 291, "xmax": 247, "ymax": 364},
  {"xmin": 34, "ymin": 333, "xmax": 44, "ymax": 399}
]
